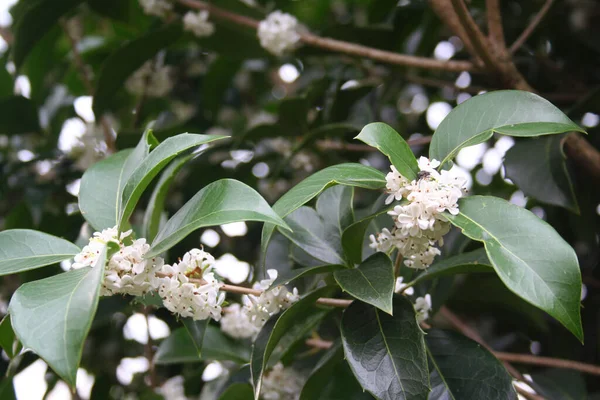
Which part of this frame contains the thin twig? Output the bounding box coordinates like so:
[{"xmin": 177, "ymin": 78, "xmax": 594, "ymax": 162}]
[
  {"xmin": 317, "ymin": 136, "xmax": 432, "ymax": 153},
  {"xmin": 306, "ymin": 338, "xmax": 334, "ymax": 350},
  {"xmin": 495, "ymin": 352, "xmax": 600, "ymax": 376},
  {"xmin": 142, "ymin": 307, "xmax": 159, "ymax": 388},
  {"xmin": 178, "ymin": 0, "xmax": 476, "ymax": 72},
  {"xmin": 509, "ymin": 0, "xmax": 554, "ymax": 54},
  {"xmin": 486, "ymin": 0, "xmax": 506, "ymax": 49}
]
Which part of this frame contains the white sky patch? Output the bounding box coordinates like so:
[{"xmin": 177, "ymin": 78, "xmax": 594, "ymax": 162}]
[
  {"xmin": 426, "ymin": 102, "xmax": 451, "ymax": 130},
  {"xmin": 123, "ymin": 313, "xmax": 170, "ymax": 344},
  {"xmin": 66, "ymin": 179, "xmax": 81, "ymax": 197},
  {"xmin": 46, "ymin": 381, "xmax": 71, "ymax": 400},
  {"xmin": 457, "ymin": 92, "xmax": 471, "ymax": 104},
  {"xmin": 74, "ymin": 96, "xmax": 95, "ymax": 122},
  {"xmin": 582, "ymin": 112, "xmax": 599, "ymax": 128},
  {"xmin": 202, "ymin": 361, "xmax": 225, "ymax": 381},
  {"xmin": 455, "ymin": 142, "xmax": 488, "ymax": 171},
  {"xmin": 410, "ymin": 93, "xmax": 429, "ymax": 114},
  {"xmin": 17, "ymin": 149, "xmax": 35, "ymax": 162},
  {"xmin": 278, "ymin": 63, "xmax": 299, "ymax": 83},
  {"xmin": 0, "ymin": 0, "xmax": 17, "ymax": 27},
  {"xmin": 221, "ymin": 221, "xmax": 247, "ymax": 237},
  {"xmin": 116, "ymin": 357, "xmax": 149, "ymax": 385},
  {"xmin": 475, "ymin": 169, "xmax": 492, "ymax": 186},
  {"xmin": 455, "ymin": 71, "xmax": 471, "ymax": 89},
  {"xmin": 14, "ymin": 75, "xmax": 31, "ymax": 99},
  {"xmin": 14, "ymin": 359, "xmax": 48, "ymax": 400},
  {"xmin": 201, "ymin": 229, "xmax": 220, "ymax": 247},
  {"xmin": 482, "ymin": 148, "xmax": 503, "ymax": 175},
  {"xmin": 433, "ymin": 41, "xmax": 455, "ymax": 60},
  {"xmin": 494, "ymin": 136, "xmax": 515, "ymax": 156},
  {"xmin": 252, "ymin": 162, "xmax": 269, "ymax": 178},
  {"xmin": 77, "ymin": 369, "xmax": 95, "ymax": 400},
  {"xmin": 340, "ymin": 80, "xmax": 359, "ymax": 90},
  {"xmin": 58, "ymin": 118, "xmax": 87, "ymax": 153},
  {"xmin": 215, "ymin": 253, "xmax": 250, "ymax": 284}
]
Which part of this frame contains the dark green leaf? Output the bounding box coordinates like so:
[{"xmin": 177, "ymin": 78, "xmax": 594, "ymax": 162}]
[
  {"xmin": 11, "ymin": 0, "xmax": 84, "ymax": 68},
  {"xmin": 426, "ymin": 329, "xmax": 516, "ymax": 400},
  {"xmin": 0, "ymin": 229, "xmax": 80, "ymax": 276},
  {"xmin": 530, "ymin": 369, "xmax": 586, "ymax": 400},
  {"xmin": 504, "ymin": 135, "xmax": 579, "ymax": 213},
  {"xmin": 0, "ymin": 316, "xmax": 21, "ymax": 359},
  {"xmin": 342, "ymin": 206, "xmax": 393, "ymax": 265},
  {"xmin": 334, "ymin": 252, "xmax": 394, "ymax": 314},
  {"xmin": 154, "ymin": 326, "xmax": 250, "ymax": 364},
  {"xmin": 270, "ymin": 264, "xmax": 345, "ymax": 288},
  {"xmin": 0, "ymin": 379, "xmax": 16, "ymax": 400},
  {"xmin": 87, "ymin": 0, "xmax": 133, "ymax": 21},
  {"xmin": 408, "ymin": 249, "xmax": 492, "ymax": 287},
  {"xmin": 93, "ymin": 24, "xmax": 182, "ymax": 116},
  {"xmin": 356, "ymin": 122, "xmax": 418, "ymax": 180},
  {"xmin": 429, "ymin": 91, "xmax": 585, "ymax": 167},
  {"xmin": 316, "ymin": 185, "xmax": 354, "ymax": 253},
  {"xmin": 149, "ymin": 179, "xmax": 289, "ymax": 257},
  {"xmin": 219, "ymin": 383, "xmax": 254, "ymax": 400},
  {"xmin": 0, "ymin": 96, "xmax": 40, "ymax": 134},
  {"xmin": 203, "ymin": 56, "xmax": 242, "ymax": 115},
  {"xmin": 9, "ymin": 247, "xmax": 107, "ymax": 386},
  {"xmin": 182, "ymin": 319, "xmax": 209, "ymax": 358},
  {"xmin": 446, "ymin": 195, "xmax": 583, "ymax": 341},
  {"xmin": 341, "ymin": 295, "xmax": 429, "ymax": 400}
]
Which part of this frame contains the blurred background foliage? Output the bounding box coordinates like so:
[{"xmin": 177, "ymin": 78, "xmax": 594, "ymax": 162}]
[{"xmin": 0, "ymin": 0, "xmax": 600, "ymax": 398}]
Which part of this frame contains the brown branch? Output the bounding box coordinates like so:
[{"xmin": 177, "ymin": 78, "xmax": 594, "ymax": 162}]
[
  {"xmin": 495, "ymin": 352, "xmax": 600, "ymax": 376},
  {"xmin": 178, "ymin": 0, "xmax": 476, "ymax": 72},
  {"xmin": 428, "ymin": 0, "xmax": 480, "ymax": 63},
  {"xmin": 509, "ymin": 0, "xmax": 554, "ymax": 54},
  {"xmin": 305, "ymin": 338, "xmax": 334, "ymax": 350},
  {"xmin": 486, "ymin": 0, "xmax": 506, "ymax": 49},
  {"xmin": 142, "ymin": 307, "xmax": 159, "ymax": 388}
]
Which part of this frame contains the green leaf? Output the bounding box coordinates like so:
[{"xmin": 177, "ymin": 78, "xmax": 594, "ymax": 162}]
[
  {"xmin": 11, "ymin": 0, "xmax": 84, "ymax": 68},
  {"xmin": 280, "ymin": 207, "xmax": 345, "ymax": 265},
  {"xmin": 316, "ymin": 185, "xmax": 355, "ymax": 252},
  {"xmin": 355, "ymin": 122, "xmax": 419, "ymax": 180},
  {"xmin": 426, "ymin": 329, "xmax": 516, "ymax": 400},
  {"xmin": 149, "ymin": 179, "xmax": 289, "ymax": 257},
  {"xmin": 9, "ymin": 246, "xmax": 107, "ymax": 387},
  {"xmin": 530, "ymin": 369, "xmax": 587, "ymax": 400},
  {"xmin": 79, "ymin": 150, "xmax": 132, "ymax": 231},
  {"xmin": 429, "ymin": 91, "xmax": 585, "ymax": 167},
  {"xmin": 0, "ymin": 316, "xmax": 21, "ymax": 359},
  {"xmin": 203, "ymin": 56, "xmax": 243, "ymax": 115},
  {"xmin": 218, "ymin": 383, "xmax": 254, "ymax": 400},
  {"xmin": 341, "ymin": 295, "xmax": 430, "ymax": 400},
  {"xmin": 446, "ymin": 195, "xmax": 583, "ymax": 341},
  {"xmin": 0, "ymin": 229, "xmax": 80, "ymax": 276},
  {"xmin": 251, "ymin": 286, "xmax": 334, "ymax": 399},
  {"xmin": 334, "ymin": 253, "xmax": 394, "ymax": 314},
  {"xmin": 504, "ymin": 135, "xmax": 579, "ymax": 213},
  {"xmin": 88, "ymin": 0, "xmax": 133, "ymax": 21},
  {"xmin": 407, "ymin": 249, "xmax": 492, "ymax": 287},
  {"xmin": 0, "ymin": 96, "xmax": 40, "ymax": 134},
  {"xmin": 154, "ymin": 325, "xmax": 250, "ymax": 365},
  {"xmin": 143, "ymin": 154, "xmax": 193, "ymax": 242},
  {"xmin": 119, "ymin": 133, "xmax": 226, "ymax": 229},
  {"xmin": 0, "ymin": 379, "xmax": 16, "ymax": 400},
  {"xmin": 261, "ymin": 163, "xmax": 386, "ymax": 264},
  {"xmin": 93, "ymin": 24, "xmax": 183, "ymax": 116},
  {"xmin": 182, "ymin": 319, "xmax": 209, "ymax": 358},
  {"xmin": 270, "ymin": 264, "xmax": 345, "ymax": 288},
  {"xmin": 342, "ymin": 206, "xmax": 393, "ymax": 265}
]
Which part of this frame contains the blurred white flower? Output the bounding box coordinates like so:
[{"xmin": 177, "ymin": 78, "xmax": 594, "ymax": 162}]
[
  {"xmin": 126, "ymin": 61, "xmax": 174, "ymax": 97},
  {"xmin": 258, "ymin": 11, "xmax": 302, "ymax": 56},
  {"xmin": 139, "ymin": 0, "xmax": 172, "ymax": 17},
  {"xmin": 261, "ymin": 362, "xmax": 304, "ymax": 400},
  {"xmin": 183, "ymin": 11, "xmax": 215, "ymax": 38}
]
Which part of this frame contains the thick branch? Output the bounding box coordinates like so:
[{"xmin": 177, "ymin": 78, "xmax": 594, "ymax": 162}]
[
  {"xmin": 428, "ymin": 0, "xmax": 480, "ymax": 62},
  {"xmin": 509, "ymin": 0, "xmax": 554, "ymax": 54},
  {"xmin": 178, "ymin": 0, "xmax": 476, "ymax": 72},
  {"xmin": 486, "ymin": 0, "xmax": 506, "ymax": 48}
]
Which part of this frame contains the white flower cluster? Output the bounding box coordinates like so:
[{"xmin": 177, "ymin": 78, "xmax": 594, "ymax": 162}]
[
  {"xmin": 73, "ymin": 230, "xmax": 225, "ymax": 321},
  {"xmin": 125, "ymin": 61, "xmax": 174, "ymax": 98},
  {"xmin": 261, "ymin": 362, "xmax": 304, "ymax": 400},
  {"xmin": 395, "ymin": 277, "xmax": 432, "ymax": 323},
  {"xmin": 155, "ymin": 249, "xmax": 225, "ymax": 321},
  {"xmin": 257, "ymin": 11, "xmax": 302, "ymax": 56},
  {"xmin": 183, "ymin": 11, "xmax": 215, "ymax": 38},
  {"xmin": 68, "ymin": 123, "xmax": 108, "ymax": 171},
  {"xmin": 139, "ymin": 0, "xmax": 172, "ymax": 17},
  {"xmin": 220, "ymin": 269, "xmax": 299, "ymax": 339},
  {"xmin": 370, "ymin": 157, "xmax": 467, "ymax": 269}
]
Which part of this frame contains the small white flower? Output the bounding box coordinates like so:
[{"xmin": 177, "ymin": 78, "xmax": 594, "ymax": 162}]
[
  {"xmin": 139, "ymin": 0, "xmax": 172, "ymax": 17},
  {"xmin": 220, "ymin": 303, "xmax": 260, "ymax": 339},
  {"xmin": 415, "ymin": 294, "xmax": 432, "ymax": 322},
  {"xmin": 126, "ymin": 61, "xmax": 174, "ymax": 98},
  {"xmin": 261, "ymin": 362, "xmax": 304, "ymax": 400},
  {"xmin": 395, "ymin": 277, "xmax": 414, "ymax": 296},
  {"xmin": 257, "ymin": 11, "xmax": 302, "ymax": 56},
  {"xmin": 183, "ymin": 11, "xmax": 215, "ymax": 38},
  {"xmin": 244, "ymin": 269, "xmax": 300, "ymax": 328},
  {"xmin": 66, "ymin": 123, "xmax": 108, "ymax": 171},
  {"xmin": 385, "ymin": 166, "xmax": 411, "ymax": 204}
]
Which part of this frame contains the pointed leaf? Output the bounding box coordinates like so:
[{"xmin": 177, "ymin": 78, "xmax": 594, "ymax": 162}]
[
  {"xmin": 119, "ymin": 133, "xmax": 227, "ymax": 229},
  {"xmin": 335, "ymin": 252, "xmax": 394, "ymax": 314},
  {"xmin": 408, "ymin": 249, "xmax": 492, "ymax": 287},
  {"xmin": 342, "ymin": 206, "xmax": 393, "ymax": 265},
  {"xmin": 355, "ymin": 123, "xmax": 419, "ymax": 180},
  {"xmin": 429, "ymin": 91, "xmax": 585, "ymax": 167},
  {"xmin": 341, "ymin": 295, "xmax": 430, "ymax": 400},
  {"xmin": 182, "ymin": 319, "xmax": 209, "ymax": 358},
  {"xmin": 446, "ymin": 195, "xmax": 583, "ymax": 341},
  {"xmin": 0, "ymin": 230, "xmax": 80, "ymax": 276},
  {"xmin": 149, "ymin": 179, "xmax": 289, "ymax": 257},
  {"xmin": 261, "ymin": 163, "xmax": 386, "ymax": 264},
  {"xmin": 316, "ymin": 185, "xmax": 355, "ymax": 253},
  {"xmin": 426, "ymin": 329, "xmax": 516, "ymax": 400},
  {"xmin": 9, "ymin": 247, "xmax": 107, "ymax": 387},
  {"xmin": 270, "ymin": 264, "xmax": 345, "ymax": 288},
  {"xmin": 504, "ymin": 135, "xmax": 579, "ymax": 213}
]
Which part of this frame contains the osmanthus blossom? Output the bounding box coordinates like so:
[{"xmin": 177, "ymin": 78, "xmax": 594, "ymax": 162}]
[
  {"xmin": 395, "ymin": 277, "xmax": 432, "ymax": 323},
  {"xmin": 139, "ymin": 0, "xmax": 172, "ymax": 18},
  {"xmin": 261, "ymin": 362, "xmax": 304, "ymax": 400},
  {"xmin": 125, "ymin": 61, "xmax": 174, "ymax": 98},
  {"xmin": 183, "ymin": 10, "xmax": 215, "ymax": 38},
  {"xmin": 257, "ymin": 11, "xmax": 302, "ymax": 56},
  {"xmin": 67, "ymin": 123, "xmax": 108, "ymax": 171}
]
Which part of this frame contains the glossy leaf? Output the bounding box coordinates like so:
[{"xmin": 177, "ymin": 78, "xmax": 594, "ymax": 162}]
[
  {"xmin": 9, "ymin": 247, "xmax": 107, "ymax": 387},
  {"xmin": 334, "ymin": 252, "xmax": 394, "ymax": 314},
  {"xmin": 426, "ymin": 329, "xmax": 516, "ymax": 400},
  {"xmin": 0, "ymin": 96, "xmax": 40, "ymax": 134},
  {"xmin": 12, "ymin": 0, "xmax": 84, "ymax": 68},
  {"xmin": 93, "ymin": 24, "xmax": 183, "ymax": 116},
  {"xmin": 342, "ymin": 206, "xmax": 393, "ymax": 265},
  {"xmin": 429, "ymin": 91, "xmax": 585, "ymax": 167},
  {"xmin": 504, "ymin": 135, "xmax": 579, "ymax": 213},
  {"xmin": 154, "ymin": 326, "xmax": 250, "ymax": 364},
  {"xmin": 0, "ymin": 229, "xmax": 80, "ymax": 276},
  {"xmin": 0, "ymin": 316, "xmax": 21, "ymax": 359},
  {"xmin": 408, "ymin": 248, "xmax": 492, "ymax": 287},
  {"xmin": 316, "ymin": 185, "xmax": 354, "ymax": 252},
  {"xmin": 251, "ymin": 286, "xmax": 334, "ymax": 399},
  {"xmin": 355, "ymin": 122, "xmax": 418, "ymax": 180},
  {"xmin": 182, "ymin": 319, "xmax": 209, "ymax": 358},
  {"xmin": 446, "ymin": 195, "xmax": 583, "ymax": 341},
  {"xmin": 119, "ymin": 133, "xmax": 226, "ymax": 229},
  {"xmin": 261, "ymin": 163, "xmax": 386, "ymax": 264},
  {"xmin": 219, "ymin": 383, "xmax": 254, "ymax": 400},
  {"xmin": 149, "ymin": 179, "xmax": 289, "ymax": 257},
  {"xmin": 341, "ymin": 295, "xmax": 429, "ymax": 400},
  {"xmin": 270, "ymin": 264, "xmax": 344, "ymax": 288}
]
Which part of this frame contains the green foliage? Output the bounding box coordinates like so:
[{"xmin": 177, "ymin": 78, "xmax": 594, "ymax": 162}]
[{"xmin": 0, "ymin": 96, "xmax": 40, "ymax": 134}]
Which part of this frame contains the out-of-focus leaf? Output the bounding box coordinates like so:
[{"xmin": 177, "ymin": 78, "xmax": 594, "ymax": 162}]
[
  {"xmin": 0, "ymin": 316, "xmax": 21, "ymax": 359},
  {"xmin": 408, "ymin": 248, "xmax": 492, "ymax": 287},
  {"xmin": 149, "ymin": 179, "xmax": 289, "ymax": 257},
  {"xmin": 0, "ymin": 379, "xmax": 16, "ymax": 400},
  {"xmin": 9, "ymin": 247, "xmax": 107, "ymax": 387},
  {"xmin": 0, "ymin": 96, "xmax": 40, "ymax": 134},
  {"xmin": 218, "ymin": 383, "xmax": 254, "ymax": 400},
  {"xmin": 341, "ymin": 295, "xmax": 430, "ymax": 400},
  {"xmin": 203, "ymin": 56, "xmax": 242, "ymax": 115},
  {"xmin": 446, "ymin": 195, "xmax": 583, "ymax": 341},
  {"xmin": 430, "ymin": 91, "xmax": 585, "ymax": 168},
  {"xmin": 530, "ymin": 369, "xmax": 587, "ymax": 400},
  {"xmin": 87, "ymin": 0, "xmax": 133, "ymax": 21},
  {"xmin": 426, "ymin": 329, "xmax": 516, "ymax": 400},
  {"xmin": 334, "ymin": 252, "xmax": 394, "ymax": 314},
  {"xmin": 0, "ymin": 230, "xmax": 80, "ymax": 276},
  {"xmin": 505, "ymin": 135, "xmax": 579, "ymax": 213}
]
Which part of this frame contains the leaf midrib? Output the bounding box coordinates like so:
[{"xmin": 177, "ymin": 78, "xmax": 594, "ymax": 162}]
[{"xmin": 374, "ymin": 310, "xmax": 406, "ymax": 399}]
